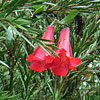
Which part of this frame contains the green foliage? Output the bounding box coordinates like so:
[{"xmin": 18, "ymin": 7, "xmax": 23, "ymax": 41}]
[
  {"xmin": 0, "ymin": 0, "xmax": 100, "ymax": 100},
  {"xmin": 61, "ymin": 10, "xmax": 79, "ymax": 24},
  {"xmin": 0, "ymin": 91, "xmax": 19, "ymax": 100}
]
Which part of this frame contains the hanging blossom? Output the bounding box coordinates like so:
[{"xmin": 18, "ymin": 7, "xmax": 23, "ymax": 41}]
[
  {"xmin": 27, "ymin": 26, "xmax": 54, "ymax": 71},
  {"xmin": 27, "ymin": 26, "xmax": 81, "ymax": 76},
  {"xmin": 46, "ymin": 27, "xmax": 81, "ymax": 76}
]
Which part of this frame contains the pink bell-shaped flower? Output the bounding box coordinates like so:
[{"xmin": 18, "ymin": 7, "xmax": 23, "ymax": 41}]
[
  {"xmin": 27, "ymin": 26, "xmax": 54, "ymax": 71},
  {"xmin": 49, "ymin": 27, "xmax": 81, "ymax": 76}
]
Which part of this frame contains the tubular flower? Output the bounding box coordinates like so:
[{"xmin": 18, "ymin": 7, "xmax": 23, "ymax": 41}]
[
  {"xmin": 27, "ymin": 26, "xmax": 54, "ymax": 71},
  {"xmin": 48, "ymin": 27, "xmax": 81, "ymax": 76}
]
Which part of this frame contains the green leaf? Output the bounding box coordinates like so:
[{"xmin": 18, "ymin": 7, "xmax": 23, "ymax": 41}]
[
  {"xmin": 7, "ymin": 95, "xmax": 19, "ymax": 100},
  {"xmin": 4, "ymin": 0, "xmax": 28, "ymax": 17},
  {"xmin": 15, "ymin": 24, "xmax": 27, "ymax": 31},
  {"xmin": 0, "ymin": 91, "xmax": 19, "ymax": 100},
  {"xmin": 46, "ymin": 47, "xmax": 58, "ymax": 57},
  {"xmin": 9, "ymin": 24, "xmax": 35, "ymax": 48},
  {"xmin": 34, "ymin": 5, "xmax": 45, "ymax": 15},
  {"xmin": 0, "ymin": 60, "xmax": 10, "ymax": 69},
  {"xmin": 0, "ymin": 37, "xmax": 6, "ymax": 40},
  {"xmin": 0, "ymin": 96, "xmax": 8, "ymax": 100},
  {"xmin": 0, "ymin": 91, "xmax": 8, "ymax": 95},
  {"xmin": 60, "ymin": 10, "xmax": 79, "ymax": 24},
  {"xmin": 14, "ymin": 18, "xmax": 31, "ymax": 25}
]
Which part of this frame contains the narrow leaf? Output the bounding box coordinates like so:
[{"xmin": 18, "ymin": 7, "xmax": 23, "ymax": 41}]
[
  {"xmin": 0, "ymin": 60, "xmax": 10, "ymax": 69},
  {"xmin": 60, "ymin": 10, "xmax": 78, "ymax": 24}
]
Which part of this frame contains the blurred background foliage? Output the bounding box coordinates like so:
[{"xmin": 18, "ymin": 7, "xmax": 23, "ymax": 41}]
[{"xmin": 0, "ymin": 0, "xmax": 100, "ymax": 100}]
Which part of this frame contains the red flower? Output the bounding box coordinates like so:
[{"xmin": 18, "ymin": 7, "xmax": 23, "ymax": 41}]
[
  {"xmin": 27, "ymin": 26, "xmax": 54, "ymax": 71},
  {"xmin": 48, "ymin": 27, "xmax": 81, "ymax": 76}
]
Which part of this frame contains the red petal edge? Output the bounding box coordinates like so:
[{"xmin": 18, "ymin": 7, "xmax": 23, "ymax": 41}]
[
  {"xmin": 27, "ymin": 55, "xmax": 42, "ymax": 62},
  {"xmin": 69, "ymin": 58, "xmax": 81, "ymax": 68}
]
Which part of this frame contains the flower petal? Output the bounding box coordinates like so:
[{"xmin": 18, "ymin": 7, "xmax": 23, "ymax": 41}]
[
  {"xmin": 59, "ymin": 48, "xmax": 66, "ymax": 53},
  {"xmin": 32, "ymin": 46, "xmax": 46, "ymax": 60},
  {"xmin": 45, "ymin": 56, "xmax": 54, "ymax": 63},
  {"xmin": 27, "ymin": 26, "xmax": 54, "ymax": 72},
  {"xmin": 42, "ymin": 26, "xmax": 54, "ymax": 41},
  {"xmin": 51, "ymin": 64, "xmax": 69, "ymax": 76},
  {"xmin": 27, "ymin": 54, "xmax": 42, "ymax": 62},
  {"xmin": 69, "ymin": 65, "xmax": 76, "ymax": 71},
  {"xmin": 30, "ymin": 60, "xmax": 46, "ymax": 71},
  {"xmin": 50, "ymin": 54, "xmax": 69, "ymax": 76},
  {"xmin": 27, "ymin": 25, "xmax": 54, "ymax": 62},
  {"xmin": 56, "ymin": 27, "xmax": 72, "ymax": 57},
  {"xmin": 68, "ymin": 42, "xmax": 72, "ymax": 57},
  {"xmin": 69, "ymin": 58, "xmax": 81, "ymax": 70}
]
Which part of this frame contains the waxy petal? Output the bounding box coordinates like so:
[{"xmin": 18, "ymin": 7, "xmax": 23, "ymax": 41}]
[
  {"xmin": 69, "ymin": 58, "xmax": 81, "ymax": 71},
  {"xmin": 30, "ymin": 60, "xmax": 46, "ymax": 71},
  {"xmin": 51, "ymin": 57, "xmax": 69, "ymax": 76},
  {"xmin": 68, "ymin": 42, "xmax": 72, "ymax": 57},
  {"xmin": 49, "ymin": 27, "xmax": 81, "ymax": 75},
  {"xmin": 56, "ymin": 27, "xmax": 72, "ymax": 57},
  {"xmin": 32, "ymin": 26, "xmax": 54, "ymax": 60},
  {"xmin": 51, "ymin": 65, "xmax": 69, "ymax": 76},
  {"xmin": 27, "ymin": 26, "xmax": 81, "ymax": 76},
  {"xmin": 27, "ymin": 25, "xmax": 54, "ymax": 72},
  {"xmin": 70, "ymin": 58, "xmax": 81, "ymax": 66},
  {"xmin": 27, "ymin": 54, "xmax": 42, "ymax": 62},
  {"xmin": 28, "ymin": 25, "xmax": 54, "ymax": 61},
  {"xmin": 69, "ymin": 65, "xmax": 76, "ymax": 71},
  {"xmin": 32, "ymin": 46, "xmax": 46, "ymax": 60},
  {"xmin": 59, "ymin": 48, "xmax": 66, "ymax": 53},
  {"xmin": 50, "ymin": 53, "xmax": 70, "ymax": 76},
  {"xmin": 42, "ymin": 26, "xmax": 54, "ymax": 41},
  {"xmin": 45, "ymin": 56, "xmax": 54, "ymax": 63}
]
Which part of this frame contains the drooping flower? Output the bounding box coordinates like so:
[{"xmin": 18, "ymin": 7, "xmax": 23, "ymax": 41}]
[
  {"xmin": 48, "ymin": 27, "xmax": 81, "ymax": 76},
  {"xmin": 27, "ymin": 26, "xmax": 54, "ymax": 71}
]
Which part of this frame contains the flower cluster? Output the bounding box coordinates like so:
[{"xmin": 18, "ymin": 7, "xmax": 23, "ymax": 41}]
[{"xmin": 27, "ymin": 26, "xmax": 81, "ymax": 76}]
